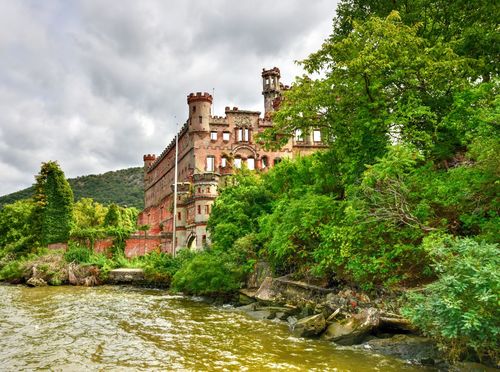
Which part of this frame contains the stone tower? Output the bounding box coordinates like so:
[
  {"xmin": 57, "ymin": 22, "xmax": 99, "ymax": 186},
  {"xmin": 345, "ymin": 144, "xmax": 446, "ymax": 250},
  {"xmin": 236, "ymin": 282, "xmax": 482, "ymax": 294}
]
[
  {"xmin": 187, "ymin": 92, "xmax": 213, "ymax": 132},
  {"xmin": 262, "ymin": 67, "xmax": 281, "ymax": 115}
]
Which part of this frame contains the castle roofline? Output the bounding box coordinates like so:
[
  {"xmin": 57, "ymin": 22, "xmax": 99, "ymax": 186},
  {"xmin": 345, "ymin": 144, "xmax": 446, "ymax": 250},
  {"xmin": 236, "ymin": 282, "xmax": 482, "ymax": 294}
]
[
  {"xmin": 262, "ymin": 67, "xmax": 281, "ymax": 77},
  {"xmin": 187, "ymin": 92, "xmax": 213, "ymax": 104},
  {"xmin": 224, "ymin": 106, "xmax": 261, "ymax": 115}
]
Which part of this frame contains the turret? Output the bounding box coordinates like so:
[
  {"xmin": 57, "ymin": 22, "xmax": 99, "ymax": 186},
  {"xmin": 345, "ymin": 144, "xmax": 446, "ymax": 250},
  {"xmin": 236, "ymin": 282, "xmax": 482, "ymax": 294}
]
[
  {"xmin": 143, "ymin": 154, "xmax": 156, "ymax": 170},
  {"xmin": 187, "ymin": 92, "xmax": 213, "ymax": 132},
  {"xmin": 262, "ymin": 67, "xmax": 281, "ymax": 115}
]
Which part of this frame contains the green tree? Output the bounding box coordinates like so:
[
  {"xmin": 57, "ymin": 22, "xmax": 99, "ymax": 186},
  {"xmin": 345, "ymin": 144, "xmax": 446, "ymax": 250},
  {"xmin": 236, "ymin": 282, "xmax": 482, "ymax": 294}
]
[
  {"xmin": 261, "ymin": 12, "xmax": 470, "ymax": 185},
  {"xmin": 32, "ymin": 161, "xmax": 74, "ymax": 245},
  {"xmin": 208, "ymin": 170, "xmax": 272, "ymax": 251},
  {"xmin": 73, "ymin": 198, "xmax": 108, "ymax": 229},
  {"xmin": 104, "ymin": 203, "xmax": 121, "ymax": 227},
  {"xmin": 332, "ymin": 0, "xmax": 498, "ymax": 81},
  {"xmin": 0, "ymin": 199, "xmax": 36, "ymax": 257}
]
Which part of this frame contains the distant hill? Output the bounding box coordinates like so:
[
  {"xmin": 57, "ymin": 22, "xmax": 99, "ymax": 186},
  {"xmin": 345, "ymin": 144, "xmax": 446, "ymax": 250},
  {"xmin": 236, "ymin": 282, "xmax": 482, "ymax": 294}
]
[{"xmin": 0, "ymin": 167, "xmax": 144, "ymax": 209}]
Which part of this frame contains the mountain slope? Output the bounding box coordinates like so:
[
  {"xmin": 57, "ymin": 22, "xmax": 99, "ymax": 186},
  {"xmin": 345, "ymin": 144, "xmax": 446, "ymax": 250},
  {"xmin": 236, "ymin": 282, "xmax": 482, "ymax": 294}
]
[{"xmin": 0, "ymin": 167, "xmax": 144, "ymax": 209}]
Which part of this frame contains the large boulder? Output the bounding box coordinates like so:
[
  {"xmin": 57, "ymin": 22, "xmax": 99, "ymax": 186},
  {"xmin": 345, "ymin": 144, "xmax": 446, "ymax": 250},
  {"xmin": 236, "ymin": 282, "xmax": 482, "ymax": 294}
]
[
  {"xmin": 322, "ymin": 307, "xmax": 380, "ymax": 345},
  {"xmin": 26, "ymin": 277, "xmax": 48, "ymax": 287},
  {"xmin": 362, "ymin": 334, "xmax": 440, "ymax": 365},
  {"xmin": 254, "ymin": 277, "xmax": 279, "ymax": 303},
  {"xmin": 291, "ymin": 313, "xmax": 326, "ymax": 337},
  {"xmin": 246, "ymin": 261, "xmax": 271, "ymax": 289}
]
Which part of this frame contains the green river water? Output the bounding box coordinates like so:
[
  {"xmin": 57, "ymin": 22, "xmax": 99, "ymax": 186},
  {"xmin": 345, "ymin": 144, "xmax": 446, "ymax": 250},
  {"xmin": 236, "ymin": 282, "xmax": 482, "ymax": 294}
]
[{"xmin": 0, "ymin": 285, "xmax": 435, "ymax": 371}]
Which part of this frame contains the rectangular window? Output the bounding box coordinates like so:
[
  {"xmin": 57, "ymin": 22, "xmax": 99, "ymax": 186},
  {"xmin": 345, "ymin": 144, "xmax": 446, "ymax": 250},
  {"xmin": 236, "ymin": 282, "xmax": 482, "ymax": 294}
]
[
  {"xmin": 222, "ymin": 132, "xmax": 230, "ymax": 141},
  {"xmin": 244, "ymin": 128, "xmax": 249, "ymax": 141},
  {"xmin": 197, "ymin": 205, "xmax": 201, "ymax": 214},
  {"xmin": 295, "ymin": 129, "xmax": 303, "ymax": 142},
  {"xmin": 247, "ymin": 158, "xmax": 255, "ymax": 170},
  {"xmin": 210, "ymin": 131, "xmax": 217, "ymax": 141},
  {"xmin": 237, "ymin": 128, "xmax": 242, "ymax": 141},
  {"xmin": 221, "ymin": 157, "xmax": 227, "ymax": 168},
  {"xmin": 234, "ymin": 158, "xmax": 242, "ymax": 169},
  {"xmin": 199, "ymin": 116, "xmax": 202, "ymax": 123},
  {"xmin": 313, "ymin": 130, "xmax": 321, "ymax": 142},
  {"xmin": 205, "ymin": 205, "xmax": 210, "ymax": 214},
  {"xmin": 177, "ymin": 212, "xmax": 181, "ymax": 220},
  {"xmin": 206, "ymin": 156, "xmax": 215, "ymax": 172},
  {"xmin": 206, "ymin": 187, "xmax": 210, "ymax": 193}
]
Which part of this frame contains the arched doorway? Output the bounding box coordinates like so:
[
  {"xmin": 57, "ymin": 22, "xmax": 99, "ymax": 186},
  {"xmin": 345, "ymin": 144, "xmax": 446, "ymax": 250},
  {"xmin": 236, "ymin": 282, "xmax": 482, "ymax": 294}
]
[{"xmin": 186, "ymin": 234, "xmax": 197, "ymax": 251}]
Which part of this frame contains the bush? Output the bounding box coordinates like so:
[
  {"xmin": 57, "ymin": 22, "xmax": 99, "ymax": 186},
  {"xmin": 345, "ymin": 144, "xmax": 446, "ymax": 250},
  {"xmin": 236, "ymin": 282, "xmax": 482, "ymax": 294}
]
[
  {"xmin": 64, "ymin": 242, "xmax": 92, "ymax": 264},
  {"xmin": 0, "ymin": 259, "xmax": 24, "ymax": 281},
  {"xmin": 171, "ymin": 251, "xmax": 242, "ymax": 296},
  {"xmin": 402, "ymin": 238, "xmax": 500, "ymax": 363}
]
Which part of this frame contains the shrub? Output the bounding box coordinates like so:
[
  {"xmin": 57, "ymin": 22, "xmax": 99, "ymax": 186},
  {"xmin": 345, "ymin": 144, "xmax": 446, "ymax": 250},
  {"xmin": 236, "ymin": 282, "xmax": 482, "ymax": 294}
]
[
  {"xmin": 64, "ymin": 243, "xmax": 92, "ymax": 264},
  {"xmin": 171, "ymin": 251, "xmax": 242, "ymax": 296},
  {"xmin": 0, "ymin": 260, "xmax": 24, "ymax": 281},
  {"xmin": 402, "ymin": 238, "xmax": 500, "ymax": 363}
]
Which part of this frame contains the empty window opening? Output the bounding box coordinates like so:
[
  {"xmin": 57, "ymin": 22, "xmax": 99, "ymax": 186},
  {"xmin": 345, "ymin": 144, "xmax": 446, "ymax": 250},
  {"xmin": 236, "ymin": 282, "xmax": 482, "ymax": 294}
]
[
  {"xmin": 234, "ymin": 158, "xmax": 242, "ymax": 169},
  {"xmin": 210, "ymin": 131, "xmax": 217, "ymax": 140},
  {"xmin": 313, "ymin": 130, "xmax": 321, "ymax": 142},
  {"xmin": 222, "ymin": 132, "xmax": 230, "ymax": 141},
  {"xmin": 247, "ymin": 158, "xmax": 255, "ymax": 170},
  {"xmin": 261, "ymin": 156, "xmax": 268, "ymax": 168},
  {"xmin": 206, "ymin": 156, "xmax": 215, "ymax": 172},
  {"xmin": 295, "ymin": 129, "xmax": 303, "ymax": 142}
]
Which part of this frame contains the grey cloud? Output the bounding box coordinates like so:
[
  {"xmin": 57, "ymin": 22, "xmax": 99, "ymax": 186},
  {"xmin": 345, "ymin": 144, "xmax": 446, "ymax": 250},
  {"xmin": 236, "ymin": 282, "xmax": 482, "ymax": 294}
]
[{"xmin": 0, "ymin": 0, "xmax": 337, "ymax": 196}]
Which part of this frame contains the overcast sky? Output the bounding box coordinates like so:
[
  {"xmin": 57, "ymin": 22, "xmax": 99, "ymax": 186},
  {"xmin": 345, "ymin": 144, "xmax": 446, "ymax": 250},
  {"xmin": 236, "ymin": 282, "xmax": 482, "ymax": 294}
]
[{"xmin": 0, "ymin": 0, "xmax": 337, "ymax": 196}]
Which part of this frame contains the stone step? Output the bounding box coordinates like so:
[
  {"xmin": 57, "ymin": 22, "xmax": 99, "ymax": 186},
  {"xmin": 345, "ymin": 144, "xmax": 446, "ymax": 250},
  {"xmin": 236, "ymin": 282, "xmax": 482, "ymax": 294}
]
[{"xmin": 108, "ymin": 268, "xmax": 145, "ymax": 283}]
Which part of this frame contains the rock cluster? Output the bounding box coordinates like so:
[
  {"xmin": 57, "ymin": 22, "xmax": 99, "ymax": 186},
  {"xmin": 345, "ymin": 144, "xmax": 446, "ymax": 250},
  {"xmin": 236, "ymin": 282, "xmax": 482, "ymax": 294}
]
[{"xmin": 236, "ymin": 275, "xmax": 440, "ymax": 366}]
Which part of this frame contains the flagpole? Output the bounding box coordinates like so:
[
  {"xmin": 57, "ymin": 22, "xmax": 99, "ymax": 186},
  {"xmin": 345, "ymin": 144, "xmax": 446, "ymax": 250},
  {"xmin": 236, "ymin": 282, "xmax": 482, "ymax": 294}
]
[{"xmin": 172, "ymin": 121, "xmax": 179, "ymax": 257}]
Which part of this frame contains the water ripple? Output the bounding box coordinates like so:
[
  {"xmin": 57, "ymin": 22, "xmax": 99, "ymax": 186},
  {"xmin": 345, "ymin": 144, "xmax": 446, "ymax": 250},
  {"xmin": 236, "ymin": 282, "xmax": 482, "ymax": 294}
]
[{"xmin": 0, "ymin": 285, "xmax": 434, "ymax": 371}]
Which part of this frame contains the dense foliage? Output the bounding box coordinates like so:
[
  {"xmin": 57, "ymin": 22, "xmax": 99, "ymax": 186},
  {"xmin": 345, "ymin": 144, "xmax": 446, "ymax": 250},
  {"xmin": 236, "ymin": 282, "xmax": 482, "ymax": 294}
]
[
  {"xmin": 0, "ymin": 167, "xmax": 144, "ymax": 209},
  {"xmin": 403, "ymin": 238, "xmax": 499, "ymax": 363},
  {"xmin": 0, "ymin": 0, "xmax": 497, "ymax": 364},
  {"xmin": 32, "ymin": 161, "xmax": 74, "ymax": 245},
  {"xmin": 201, "ymin": 1, "xmax": 498, "ymax": 363}
]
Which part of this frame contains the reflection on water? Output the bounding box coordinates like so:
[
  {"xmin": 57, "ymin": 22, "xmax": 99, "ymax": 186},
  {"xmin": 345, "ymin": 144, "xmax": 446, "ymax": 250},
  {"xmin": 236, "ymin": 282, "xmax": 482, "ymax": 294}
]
[{"xmin": 0, "ymin": 285, "xmax": 433, "ymax": 371}]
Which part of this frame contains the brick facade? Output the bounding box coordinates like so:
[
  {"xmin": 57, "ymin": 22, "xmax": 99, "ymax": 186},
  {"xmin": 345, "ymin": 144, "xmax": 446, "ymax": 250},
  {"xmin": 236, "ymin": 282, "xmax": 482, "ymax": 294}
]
[{"xmin": 137, "ymin": 67, "xmax": 327, "ymax": 253}]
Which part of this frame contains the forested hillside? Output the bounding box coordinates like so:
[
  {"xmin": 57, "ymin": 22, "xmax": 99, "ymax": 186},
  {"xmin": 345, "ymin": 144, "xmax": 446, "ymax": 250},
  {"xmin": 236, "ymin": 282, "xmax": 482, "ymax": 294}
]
[{"xmin": 0, "ymin": 167, "xmax": 144, "ymax": 209}]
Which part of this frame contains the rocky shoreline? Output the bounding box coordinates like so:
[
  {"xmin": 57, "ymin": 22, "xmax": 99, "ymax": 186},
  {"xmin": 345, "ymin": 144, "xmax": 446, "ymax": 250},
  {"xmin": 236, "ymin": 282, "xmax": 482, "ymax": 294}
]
[{"xmin": 231, "ymin": 271, "xmax": 497, "ymax": 371}]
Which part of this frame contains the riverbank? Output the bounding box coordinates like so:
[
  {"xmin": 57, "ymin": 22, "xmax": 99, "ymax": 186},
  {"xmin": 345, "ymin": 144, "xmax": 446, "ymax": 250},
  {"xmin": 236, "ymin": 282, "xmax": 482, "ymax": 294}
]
[
  {"xmin": 1, "ymin": 249, "xmax": 498, "ymax": 370},
  {"xmin": 1, "ymin": 284, "xmax": 437, "ymax": 371}
]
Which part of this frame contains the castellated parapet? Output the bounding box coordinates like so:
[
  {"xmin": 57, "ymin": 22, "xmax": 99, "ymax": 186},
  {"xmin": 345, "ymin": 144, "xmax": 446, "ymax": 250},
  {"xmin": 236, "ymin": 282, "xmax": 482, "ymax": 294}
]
[{"xmin": 133, "ymin": 67, "xmax": 327, "ymax": 254}]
